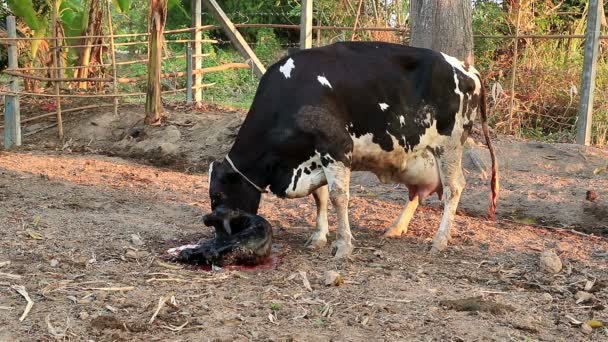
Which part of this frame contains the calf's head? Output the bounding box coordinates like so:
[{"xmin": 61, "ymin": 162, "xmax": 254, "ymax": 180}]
[{"xmin": 208, "ymin": 160, "xmax": 262, "ymax": 216}]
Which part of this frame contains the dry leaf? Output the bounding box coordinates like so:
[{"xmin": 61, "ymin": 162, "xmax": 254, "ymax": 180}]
[
  {"xmin": 26, "ymin": 230, "xmax": 43, "ymax": 240},
  {"xmin": 586, "ymin": 320, "xmax": 604, "ymax": 328},
  {"xmin": 575, "ymin": 291, "xmax": 594, "ymax": 304}
]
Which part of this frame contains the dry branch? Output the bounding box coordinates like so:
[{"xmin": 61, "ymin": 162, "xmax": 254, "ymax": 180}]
[
  {"xmin": 87, "ymin": 286, "xmax": 135, "ymax": 291},
  {"xmin": 11, "ymin": 285, "xmax": 34, "ymax": 322},
  {"xmin": 149, "ymin": 293, "xmax": 173, "ymax": 324},
  {"xmin": 0, "ymin": 272, "xmax": 22, "ymax": 280}
]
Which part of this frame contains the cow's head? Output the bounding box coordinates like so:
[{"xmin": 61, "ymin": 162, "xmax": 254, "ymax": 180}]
[{"xmin": 208, "ymin": 159, "xmax": 262, "ymax": 218}]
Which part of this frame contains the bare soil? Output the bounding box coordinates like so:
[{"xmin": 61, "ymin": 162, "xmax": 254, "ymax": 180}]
[{"xmin": 1, "ymin": 106, "xmax": 607, "ymax": 341}]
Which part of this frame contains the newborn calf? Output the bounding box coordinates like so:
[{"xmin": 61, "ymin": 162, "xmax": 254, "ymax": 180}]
[{"xmin": 175, "ymin": 207, "xmax": 273, "ymax": 266}]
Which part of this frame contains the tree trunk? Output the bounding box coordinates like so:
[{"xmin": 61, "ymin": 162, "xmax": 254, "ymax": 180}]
[
  {"xmin": 145, "ymin": 0, "xmax": 168, "ymax": 126},
  {"xmin": 409, "ymin": 0, "xmax": 474, "ymax": 63},
  {"xmin": 75, "ymin": 0, "xmax": 104, "ymax": 89}
]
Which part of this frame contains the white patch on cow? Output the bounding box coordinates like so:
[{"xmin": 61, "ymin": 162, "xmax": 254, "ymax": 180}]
[
  {"xmin": 399, "ymin": 115, "xmax": 405, "ymax": 127},
  {"xmin": 379, "ymin": 103, "xmax": 389, "ymax": 111},
  {"xmin": 285, "ymin": 152, "xmax": 328, "ymax": 198},
  {"xmin": 350, "ymin": 132, "xmax": 441, "ymax": 191},
  {"xmin": 208, "ymin": 161, "xmax": 214, "ymax": 188},
  {"xmin": 317, "ymin": 75, "xmax": 333, "ymax": 89},
  {"xmin": 279, "ymin": 58, "xmax": 295, "ymax": 79},
  {"xmin": 440, "ymin": 52, "xmax": 481, "ymax": 95}
]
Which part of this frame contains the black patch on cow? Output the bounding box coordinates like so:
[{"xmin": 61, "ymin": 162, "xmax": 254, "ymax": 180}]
[
  {"xmin": 430, "ymin": 146, "xmax": 445, "ymax": 157},
  {"xmin": 303, "ymin": 167, "xmax": 311, "ymax": 175},
  {"xmin": 461, "ymin": 121, "xmax": 473, "ymax": 144},
  {"xmin": 320, "ymin": 155, "xmax": 332, "ymax": 167},
  {"xmin": 310, "ymin": 162, "xmax": 317, "ymax": 170},
  {"xmin": 292, "ymin": 169, "xmax": 303, "ymax": 191}
]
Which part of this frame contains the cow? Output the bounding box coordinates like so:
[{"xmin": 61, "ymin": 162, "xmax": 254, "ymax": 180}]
[{"xmin": 189, "ymin": 41, "xmax": 499, "ymax": 260}]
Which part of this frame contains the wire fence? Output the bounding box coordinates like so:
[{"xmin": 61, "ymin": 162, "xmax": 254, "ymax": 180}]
[{"xmin": 1, "ymin": 6, "xmax": 607, "ymax": 145}]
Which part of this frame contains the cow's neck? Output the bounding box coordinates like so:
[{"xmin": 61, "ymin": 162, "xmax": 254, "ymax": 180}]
[{"xmin": 229, "ymin": 137, "xmax": 270, "ymax": 191}]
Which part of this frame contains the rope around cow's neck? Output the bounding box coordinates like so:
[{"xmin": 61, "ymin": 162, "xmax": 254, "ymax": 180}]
[{"xmin": 224, "ymin": 155, "xmax": 268, "ymax": 193}]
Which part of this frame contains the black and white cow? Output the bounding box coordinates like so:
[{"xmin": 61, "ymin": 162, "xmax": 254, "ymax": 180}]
[{"xmin": 204, "ymin": 41, "xmax": 498, "ymax": 259}]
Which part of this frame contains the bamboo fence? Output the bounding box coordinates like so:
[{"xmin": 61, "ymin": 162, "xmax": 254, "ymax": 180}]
[{"xmin": 1, "ymin": 16, "xmax": 607, "ymax": 135}]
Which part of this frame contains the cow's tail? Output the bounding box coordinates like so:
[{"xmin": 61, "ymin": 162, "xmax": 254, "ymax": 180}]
[{"xmin": 478, "ymin": 77, "xmax": 499, "ymax": 220}]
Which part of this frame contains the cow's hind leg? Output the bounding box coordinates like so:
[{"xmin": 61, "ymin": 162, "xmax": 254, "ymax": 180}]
[
  {"xmin": 431, "ymin": 147, "xmax": 466, "ymax": 253},
  {"xmin": 305, "ymin": 185, "xmax": 329, "ymax": 249},
  {"xmin": 383, "ymin": 194, "xmax": 420, "ymax": 238}
]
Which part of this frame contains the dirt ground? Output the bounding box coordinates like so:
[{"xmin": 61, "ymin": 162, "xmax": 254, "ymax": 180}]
[{"xmin": 1, "ymin": 106, "xmax": 608, "ymax": 341}]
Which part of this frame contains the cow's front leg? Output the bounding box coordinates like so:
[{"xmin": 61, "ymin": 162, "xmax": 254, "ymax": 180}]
[
  {"xmin": 322, "ymin": 160, "xmax": 353, "ymax": 259},
  {"xmin": 306, "ymin": 185, "xmax": 329, "ymax": 249},
  {"xmin": 431, "ymin": 148, "xmax": 466, "ymax": 253},
  {"xmin": 384, "ymin": 194, "xmax": 420, "ymax": 238}
]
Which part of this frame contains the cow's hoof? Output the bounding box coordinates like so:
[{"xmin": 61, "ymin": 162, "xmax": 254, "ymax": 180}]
[
  {"xmin": 331, "ymin": 241, "xmax": 354, "ymax": 259},
  {"xmin": 305, "ymin": 235, "xmax": 327, "ymax": 249},
  {"xmin": 382, "ymin": 226, "xmax": 406, "ymax": 238},
  {"xmin": 430, "ymin": 237, "xmax": 448, "ymax": 254}
]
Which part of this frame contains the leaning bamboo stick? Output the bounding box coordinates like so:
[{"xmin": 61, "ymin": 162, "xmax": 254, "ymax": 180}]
[
  {"xmin": 116, "ymin": 63, "xmax": 250, "ymax": 83},
  {"xmin": 0, "ymin": 84, "xmax": 215, "ymax": 98},
  {"xmin": 0, "ymin": 104, "xmax": 115, "ymax": 129},
  {"xmin": 106, "ymin": 0, "xmax": 119, "ymax": 116},
  {"xmin": 3, "ymin": 70, "xmax": 113, "ymax": 82},
  {"xmin": 51, "ymin": 0, "xmax": 63, "ymax": 142},
  {"xmin": 0, "ymin": 25, "xmax": 216, "ymax": 42}
]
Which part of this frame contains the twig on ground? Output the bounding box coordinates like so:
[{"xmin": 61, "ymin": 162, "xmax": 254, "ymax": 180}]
[
  {"xmin": 11, "ymin": 285, "xmax": 34, "ymax": 322},
  {"xmin": 0, "ymin": 272, "xmax": 21, "ymax": 280},
  {"xmin": 87, "ymin": 286, "xmax": 135, "ymax": 292},
  {"xmin": 299, "ymin": 271, "xmax": 313, "ymax": 292},
  {"xmin": 161, "ymin": 321, "xmax": 189, "ymax": 331},
  {"xmin": 149, "ymin": 293, "xmax": 173, "ymax": 324},
  {"xmin": 154, "ymin": 259, "xmax": 183, "ymax": 270},
  {"xmin": 375, "ymin": 297, "xmax": 412, "ymax": 303}
]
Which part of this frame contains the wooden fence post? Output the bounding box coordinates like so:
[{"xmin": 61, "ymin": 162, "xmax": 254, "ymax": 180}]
[
  {"xmin": 4, "ymin": 16, "xmax": 21, "ymax": 148},
  {"xmin": 192, "ymin": 0, "xmax": 203, "ymax": 104},
  {"xmin": 576, "ymin": 0, "xmax": 602, "ymax": 145},
  {"xmin": 186, "ymin": 45, "xmax": 193, "ymax": 103},
  {"xmin": 300, "ymin": 0, "xmax": 313, "ymax": 49}
]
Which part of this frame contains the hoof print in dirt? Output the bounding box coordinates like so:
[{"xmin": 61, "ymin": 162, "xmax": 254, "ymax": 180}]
[{"xmin": 175, "ymin": 207, "xmax": 273, "ymax": 267}]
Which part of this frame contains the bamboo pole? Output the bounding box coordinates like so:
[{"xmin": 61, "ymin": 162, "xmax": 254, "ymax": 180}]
[
  {"xmin": 0, "ymin": 26, "xmax": 216, "ymax": 42},
  {"xmin": 51, "ymin": 0, "xmax": 64, "ymax": 142},
  {"xmin": 508, "ymin": 2, "xmax": 522, "ymax": 135},
  {"xmin": 351, "ymin": 0, "xmax": 364, "ymax": 40},
  {"xmin": 2, "ymin": 61, "xmax": 242, "ymax": 85},
  {"xmin": 0, "ymin": 104, "xmax": 115, "ymax": 128},
  {"xmin": 116, "ymin": 62, "xmax": 249, "ymax": 83},
  {"xmin": 3, "ymin": 70, "xmax": 113, "ymax": 82},
  {"xmin": 0, "ymin": 84, "xmax": 215, "ymax": 100},
  {"xmin": 106, "ymin": 0, "xmax": 119, "ymax": 116}
]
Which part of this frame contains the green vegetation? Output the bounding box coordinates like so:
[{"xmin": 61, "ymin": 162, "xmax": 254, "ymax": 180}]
[{"xmin": 2, "ymin": 0, "xmax": 607, "ymax": 145}]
